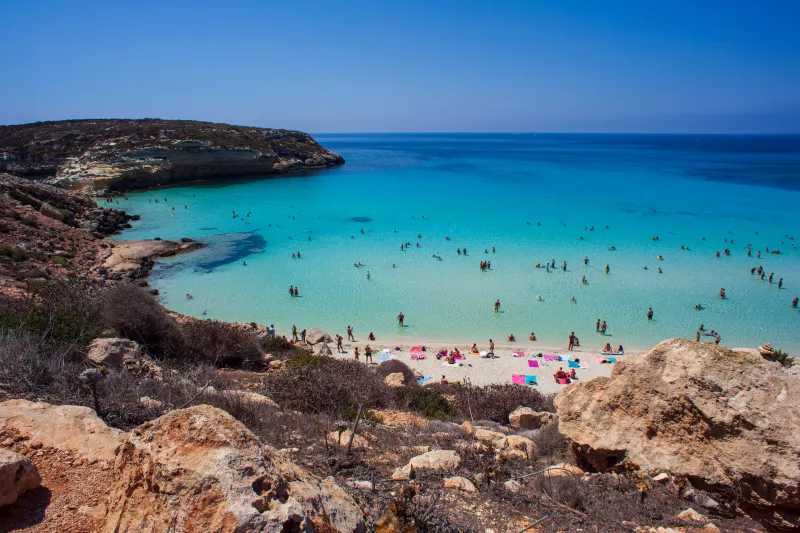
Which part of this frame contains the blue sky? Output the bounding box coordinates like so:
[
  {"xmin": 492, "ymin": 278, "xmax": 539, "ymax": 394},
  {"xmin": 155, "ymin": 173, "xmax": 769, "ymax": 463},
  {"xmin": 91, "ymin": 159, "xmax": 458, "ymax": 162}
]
[{"xmin": 1, "ymin": 0, "xmax": 798, "ymax": 133}]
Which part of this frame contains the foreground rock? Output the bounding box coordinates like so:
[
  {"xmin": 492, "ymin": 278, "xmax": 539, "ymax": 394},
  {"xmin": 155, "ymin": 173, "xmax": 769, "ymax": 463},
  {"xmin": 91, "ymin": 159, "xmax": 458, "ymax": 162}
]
[
  {"xmin": 86, "ymin": 337, "xmax": 144, "ymax": 369},
  {"xmin": 392, "ymin": 450, "xmax": 461, "ymax": 480},
  {"xmin": 555, "ymin": 338, "xmax": 800, "ymax": 528},
  {"xmin": 106, "ymin": 404, "xmax": 364, "ymax": 532},
  {"xmin": 0, "ymin": 448, "xmax": 40, "ymax": 506},
  {"xmin": 508, "ymin": 406, "xmax": 556, "ymax": 430},
  {"xmin": 0, "ymin": 119, "xmax": 345, "ymax": 192},
  {"xmin": 0, "ymin": 399, "xmax": 125, "ymax": 465}
]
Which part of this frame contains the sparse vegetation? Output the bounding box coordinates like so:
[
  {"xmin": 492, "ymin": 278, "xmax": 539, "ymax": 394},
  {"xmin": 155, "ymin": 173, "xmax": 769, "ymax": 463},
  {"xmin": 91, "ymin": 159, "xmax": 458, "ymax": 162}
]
[{"xmin": 773, "ymin": 349, "xmax": 795, "ymax": 368}]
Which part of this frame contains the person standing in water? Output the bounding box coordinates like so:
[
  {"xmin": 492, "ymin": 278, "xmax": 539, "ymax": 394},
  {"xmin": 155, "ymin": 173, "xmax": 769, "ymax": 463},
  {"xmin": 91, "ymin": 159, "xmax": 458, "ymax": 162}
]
[
  {"xmin": 793, "ymin": 296, "xmax": 798, "ymax": 308},
  {"xmin": 719, "ymin": 288, "xmax": 726, "ymax": 299},
  {"xmin": 347, "ymin": 326, "xmax": 355, "ymax": 341},
  {"xmin": 568, "ymin": 331, "xmax": 576, "ymax": 350},
  {"xmin": 397, "ymin": 312, "xmax": 405, "ymax": 326},
  {"xmin": 647, "ymin": 308, "xmax": 654, "ymax": 320},
  {"xmin": 494, "ymin": 299, "xmax": 501, "ymax": 312},
  {"xmin": 605, "ymin": 264, "xmax": 610, "ymax": 274}
]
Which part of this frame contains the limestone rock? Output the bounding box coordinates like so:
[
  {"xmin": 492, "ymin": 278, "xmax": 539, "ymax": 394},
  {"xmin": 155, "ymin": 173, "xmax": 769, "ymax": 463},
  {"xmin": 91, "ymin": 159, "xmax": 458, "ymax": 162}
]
[
  {"xmin": 392, "ymin": 450, "xmax": 461, "ymax": 480},
  {"xmin": 0, "ymin": 448, "xmax": 41, "ymax": 506},
  {"xmin": 86, "ymin": 337, "xmax": 143, "ymax": 369},
  {"xmin": 306, "ymin": 328, "xmax": 333, "ymax": 345},
  {"xmin": 444, "ymin": 476, "xmax": 477, "ymax": 493},
  {"xmin": 496, "ymin": 435, "xmax": 536, "ymax": 460},
  {"xmin": 474, "ymin": 428, "xmax": 505, "ymax": 444},
  {"xmin": 384, "ymin": 372, "xmax": 407, "ymax": 388},
  {"xmin": 328, "ymin": 431, "xmax": 370, "ymax": 450},
  {"xmin": 554, "ymin": 338, "xmax": 800, "ymax": 526},
  {"xmin": 460, "ymin": 421, "xmax": 474, "ymax": 435},
  {"xmin": 543, "ymin": 463, "xmax": 584, "ymax": 477},
  {"xmin": 105, "ymin": 405, "xmax": 364, "ymax": 533},
  {"xmin": 676, "ymin": 508, "xmax": 707, "ymax": 521},
  {"xmin": 0, "ymin": 399, "xmax": 124, "ymax": 464},
  {"xmin": 504, "ymin": 479, "xmax": 522, "ymax": 492},
  {"xmin": 508, "ymin": 406, "xmax": 556, "ymax": 430}
]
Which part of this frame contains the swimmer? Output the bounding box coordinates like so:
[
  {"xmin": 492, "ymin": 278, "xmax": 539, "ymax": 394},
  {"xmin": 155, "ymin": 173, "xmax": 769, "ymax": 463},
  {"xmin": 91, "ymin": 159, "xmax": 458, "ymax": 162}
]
[
  {"xmin": 647, "ymin": 307, "xmax": 654, "ymax": 320},
  {"xmin": 537, "ymin": 295, "xmax": 542, "ymax": 301},
  {"xmin": 605, "ymin": 264, "xmax": 610, "ymax": 274},
  {"xmin": 494, "ymin": 299, "xmax": 500, "ymax": 312},
  {"xmin": 570, "ymin": 296, "xmax": 576, "ymax": 303},
  {"xmin": 186, "ymin": 293, "xmax": 193, "ymax": 299},
  {"xmin": 695, "ymin": 304, "xmax": 704, "ymax": 310},
  {"xmin": 367, "ymin": 271, "xmax": 371, "ymax": 280},
  {"xmin": 719, "ymin": 288, "xmax": 726, "ymax": 299}
]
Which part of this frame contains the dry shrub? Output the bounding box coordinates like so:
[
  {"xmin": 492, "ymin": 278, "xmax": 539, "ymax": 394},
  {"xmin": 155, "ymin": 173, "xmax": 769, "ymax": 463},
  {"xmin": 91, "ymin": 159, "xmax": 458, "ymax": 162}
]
[
  {"xmin": 101, "ymin": 283, "xmax": 186, "ymax": 359},
  {"xmin": 435, "ymin": 382, "xmax": 555, "ymax": 424},
  {"xmin": 530, "ymin": 421, "xmax": 570, "ymax": 465},
  {"xmin": 180, "ymin": 319, "xmax": 262, "ymax": 368},
  {"xmin": 0, "ymin": 331, "xmax": 82, "ymax": 401},
  {"xmin": 264, "ymin": 355, "xmax": 392, "ymax": 418}
]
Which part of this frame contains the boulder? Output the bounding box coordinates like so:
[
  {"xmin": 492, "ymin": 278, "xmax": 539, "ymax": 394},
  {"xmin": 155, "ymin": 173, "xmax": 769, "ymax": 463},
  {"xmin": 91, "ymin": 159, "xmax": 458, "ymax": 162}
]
[
  {"xmin": 496, "ymin": 435, "xmax": 536, "ymax": 460},
  {"xmin": 105, "ymin": 405, "xmax": 364, "ymax": 533},
  {"xmin": 391, "ymin": 450, "xmax": 461, "ymax": 480},
  {"xmin": 0, "ymin": 400, "xmax": 124, "ymax": 464},
  {"xmin": 384, "ymin": 372, "xmax": 407, "ymax": 388},
  {"xmin": 86, "ymin": 337, "xmax": 144, "ymax": 370},
  {"xmin": 508, "ymin": 406, "xmax": 556, "ymax": 430},
  {"xmin": 543, "ymin": 463, "xmax": 584, "ymax": 477},
  {"xmin": 306, "ymin": 328, "xmax": 333, "ymax": 345},
  {"xmin": 676, "ymin": 508, "xmax": 707, "ymax": 522},
  {"xmin": 0, "ymin": 448, "xmax": 41, "ymax": 506},
  {"xmin": 555, "ymin": 338, "xmax": 800, "ymax": 528},
  {"xmin": 327, "ymin": 431, "xmax": 370, "ymax": 450},
  {"xmin": 443, "ymin": 476, "xmax": 477, "ymax": 493},
  {"xmin": 473, "ymin": 428, "xmax": 505, "ymax": 444}
]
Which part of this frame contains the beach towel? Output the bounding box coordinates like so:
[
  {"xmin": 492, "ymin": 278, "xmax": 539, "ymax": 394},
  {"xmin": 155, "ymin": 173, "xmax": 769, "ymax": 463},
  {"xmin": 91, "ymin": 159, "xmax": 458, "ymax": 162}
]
[
  {"xmin": 417, "ymin": 376, "xmax": 431, "ymax": 384},
  {"xmin": 544, "ymin": 354, "xmax": 558, "ymax": 361},
  {"xmin": 559, "ymin": 354, "xmax": 573, "ymax": 361},
  {"xmin": 442, "ymin": 362, "xmax": 460, "ymax": 367},
  {"xmin": 568, "ymin": 361, "xmax": 580, "ymax": 369},
  {"xmin": 557, "ymin": 378, "xmax": 570, "ymax": 385},
  {"xmin": 528, "ymin": 360, "xmax": 539, "ymax": 368},
  {"xmin": 511, "ymin": 374, "xmax": 526, "ymax": 385},
  {"xmin": 525, "ymin": 375, "xmax": 538, "ymax": 386},
  {"xmin": 479, "ymin": 350, "xmax": 487, "ymax": 357},
  {"xmin": 579, "ymin": 362, "xmax": 590, "ymax": 369},
  {"xmin": 377, "ymin": 353, "xmax": 396, "ymax": 362},
  {"xmin": 410, "ymin": 353, "xmax": 426, "ymax": 360},
  {"xmin": 454, "ymin": 354, "xmax": 465, "ymax": 360},
  {"xmin": 607, "ymin": 357, "xmax": 616, "ymax": 363},
  {"xmin": 513, "ymin": 350, "xmax": 525, "ymax": 357},
  {"xmin": 411, "ymin": 345, "xmax": 424, "ymax": 351},
  {"xmin": 594, "ymin": 356, "xmax": 605, "ymax": 363}
]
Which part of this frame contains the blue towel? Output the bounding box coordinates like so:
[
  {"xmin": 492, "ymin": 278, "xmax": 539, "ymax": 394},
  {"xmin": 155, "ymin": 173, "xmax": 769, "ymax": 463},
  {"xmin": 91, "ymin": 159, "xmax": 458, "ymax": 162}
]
[
  {"xmin": 568, "ymin": 361, "xmax": 580, "ymax": 368},
  {"xmin": 559, "ymin": 354, "xmax": 573, "ymax": 361},
  {"xmin": 417, "ymin": 376, "xmax": 431, "ymax": 384},
  {"xmin": 525, "ymin": 375, "xmax": 538, "ymax": 385},
  {"xmin": 607, "ymin": 357, "xmax": 616, "ymax": 363}
]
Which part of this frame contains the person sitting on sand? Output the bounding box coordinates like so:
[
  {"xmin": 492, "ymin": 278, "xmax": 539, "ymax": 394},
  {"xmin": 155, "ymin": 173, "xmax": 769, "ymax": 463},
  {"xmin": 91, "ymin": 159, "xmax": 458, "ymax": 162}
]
[
  {"xmin": 364, "ymin": 345, "xmax": 373, "ymax": 363},
  {"xmin": 440, "ymin": 375, "xmax": 449, "ymax": 385},
  {"xmin": 508, "ymin": 333, "xmax": 516, "ymax": 342},
  {"xmin": 616, "ymin": 345, "xmax": 623, "ymax": 353},
  {"xmin": 604, "ymin": 343, "xmax": 612, "ymax": 353},
  {"xmin": 437, "ymin": 348, "xmax": 447, "ymax": 360},
  {"xmin": 529, "ymin": 332, "xmax": 536, "ymax": 341},
  {"xmin": 569, "ymin": 368, "xmax": 577, "ymax": 379},
  {"xmin": 445, "ymin": 353, "xmax": 456, "ymax": 365},
  {"xmin": 453, "ymin": 348, "xmax": 462, "ymax": 358},
  {"xmin": 471, "ymin": 343, "xmax": 480, "ymax": 354},
  {"xmin": 368, "ymin": 332, "xmax": 376, "ymax": 341}
]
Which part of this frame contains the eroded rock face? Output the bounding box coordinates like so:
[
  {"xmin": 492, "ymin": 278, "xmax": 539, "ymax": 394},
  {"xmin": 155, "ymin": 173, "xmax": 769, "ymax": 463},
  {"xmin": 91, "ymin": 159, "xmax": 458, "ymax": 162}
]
[
  {"xmin": 0, "ymin": 119, "xmax": 345, "ymax": 192},
  {"xmin": 0, "ymin": 400, "xmax": 124, "ymax": 465},
  {"xmin": 0, "ymin": 448, "xmax": 41, "ymax": 506},
  {"xmin": 105, "ymin": 404, "xmax": 364, "ymax": 533},
  {"xmin": 554, "ymin": 338, "xmax": 800, "ymax": 527}
]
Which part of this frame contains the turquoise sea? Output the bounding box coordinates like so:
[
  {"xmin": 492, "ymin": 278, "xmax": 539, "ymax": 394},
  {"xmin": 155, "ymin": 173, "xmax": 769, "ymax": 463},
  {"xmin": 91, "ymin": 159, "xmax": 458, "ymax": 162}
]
[{"xmin": 110, "ymin": 134, "xmax": 800, "ymax": 351}]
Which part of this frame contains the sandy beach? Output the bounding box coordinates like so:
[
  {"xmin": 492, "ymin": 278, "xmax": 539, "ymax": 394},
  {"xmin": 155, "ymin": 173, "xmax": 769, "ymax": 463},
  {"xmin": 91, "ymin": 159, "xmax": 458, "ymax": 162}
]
[{"xmin": 325, "ymin": 339, "xmax": 639, "ymax": 393}]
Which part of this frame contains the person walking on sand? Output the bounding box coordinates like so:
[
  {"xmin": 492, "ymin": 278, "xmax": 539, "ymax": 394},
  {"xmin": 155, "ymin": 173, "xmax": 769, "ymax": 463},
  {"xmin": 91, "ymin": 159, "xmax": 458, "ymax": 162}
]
[
  {"xmin": 337, "ymin": 334, "xmax": 344, "ymax": 353},
  {"xmin": 647, "ymin": 308, "xmax": 654, "ymax": 320},
  {"xmin": 488, "ymin": 339, "xmax": 495, "ymax": 358},
  {"xmin": 347, "ymin": 326, "xmax": 354, "ymax": 342},
  {"xmin": 494, "ymin": 299, "xmax": 501, "ymax": 312},
  {"xmin": 364, "ymin": 345, "xmax": 373, "ymax": 364},
  {"xmin": 568, "ymin": 331, "xmax": 576, "ymax": 351},
  {"xmin": 398, "ymin": 312, "xmax": 405, "ymax": 326},
  {"xmin": 696, "ymin": 330, "xmax": 701, "ymax": 342}
]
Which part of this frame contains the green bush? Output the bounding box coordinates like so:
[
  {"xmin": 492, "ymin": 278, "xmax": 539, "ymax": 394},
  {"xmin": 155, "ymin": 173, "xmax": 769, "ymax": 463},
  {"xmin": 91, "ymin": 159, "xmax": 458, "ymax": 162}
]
[
  {"xmin": 773, "ymin": 349, "xmax": 795, "ymax": 368},
  {"xmin": 51, "ymin": 257, "xmax": 69, "ymax": 266},
  {"xmin": 394, "ymin": 386, "xmax": 454, "ymax": 420}
]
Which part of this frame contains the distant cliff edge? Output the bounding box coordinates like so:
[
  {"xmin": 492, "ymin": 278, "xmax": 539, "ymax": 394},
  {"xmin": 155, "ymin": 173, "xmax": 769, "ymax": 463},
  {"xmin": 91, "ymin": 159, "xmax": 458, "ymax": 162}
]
[{"xmin": 0, "ymin": 119, "xmax": 344, "ymax": 192}]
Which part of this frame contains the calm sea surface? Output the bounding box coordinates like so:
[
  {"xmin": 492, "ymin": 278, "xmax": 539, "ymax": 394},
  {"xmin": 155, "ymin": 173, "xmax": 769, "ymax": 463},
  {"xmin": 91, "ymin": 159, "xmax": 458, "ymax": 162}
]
[{"xmin": 110, "ymin": 134, "xmax": 800, "ymax": 351}]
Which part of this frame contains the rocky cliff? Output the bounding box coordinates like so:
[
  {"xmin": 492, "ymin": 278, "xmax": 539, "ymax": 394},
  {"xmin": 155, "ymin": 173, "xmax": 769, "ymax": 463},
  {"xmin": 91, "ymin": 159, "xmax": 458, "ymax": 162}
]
[
  {"xmin": 0, "ymin": 119, "xmax": 345, "ymax": 192},
  {"xmin": 554, "ymin": 338, "xmax": 800, "ymax": 530}
]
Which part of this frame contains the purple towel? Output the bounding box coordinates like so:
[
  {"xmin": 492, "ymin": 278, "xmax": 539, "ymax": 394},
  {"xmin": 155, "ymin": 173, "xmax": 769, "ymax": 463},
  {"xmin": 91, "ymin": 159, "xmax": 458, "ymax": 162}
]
[{"xmin": 528, "ymin": 360, "xmax": 539, "ymax": 368}]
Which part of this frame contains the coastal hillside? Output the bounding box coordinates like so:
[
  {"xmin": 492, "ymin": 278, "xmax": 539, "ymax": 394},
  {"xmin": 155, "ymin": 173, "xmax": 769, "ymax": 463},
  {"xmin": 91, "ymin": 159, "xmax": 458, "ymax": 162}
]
[{"xmin": 0, "ymin": 119, "xmax": 345, "ymax": 191}]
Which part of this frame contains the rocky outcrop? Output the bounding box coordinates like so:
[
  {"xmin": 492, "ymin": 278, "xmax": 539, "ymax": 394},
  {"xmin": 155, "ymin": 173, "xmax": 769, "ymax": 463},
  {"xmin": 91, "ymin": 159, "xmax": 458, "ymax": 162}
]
[
  {"xmin": 0, "ymin": 448, "xmax": 40, "ymax": 506},
  {"xmin": 508, "ymin": 406, "xmax": 556, "ymax": 430},
  {"xmin": 554, "ymin": 338, "xmax": 800, "ymax": 528},
  {"xmin": 106, "ymin": 404, "xmax": 364, "ymax": 533},
  {"xmin": 391, "ymin": 450, "xmax": 461, "ymax": 480},
  {"xmin": 86, "ymin": 337, "xmax": 144, "ymax": 369},
  {"xmin": 384, "ymin": 372, "xmax": 407, "ymax": 388},
  {"xmin": 0, "ymin": 119, "xmax": 344, "ymax": 191},
  {"xmin": 0, "ymin": 399, "xmax": 125, "ymax": 465}
]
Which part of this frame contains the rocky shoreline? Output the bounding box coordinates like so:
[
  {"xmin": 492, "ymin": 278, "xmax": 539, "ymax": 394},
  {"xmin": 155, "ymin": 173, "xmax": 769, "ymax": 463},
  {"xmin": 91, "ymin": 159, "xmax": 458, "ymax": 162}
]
[{"xmin": 0, "ymin": 119, "xmax": 345, "ymax": 192}]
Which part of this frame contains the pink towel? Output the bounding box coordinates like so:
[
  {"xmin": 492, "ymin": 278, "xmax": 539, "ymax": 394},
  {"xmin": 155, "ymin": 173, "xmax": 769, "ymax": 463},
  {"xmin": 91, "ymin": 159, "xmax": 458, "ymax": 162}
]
[
  {"xmin": 454, "ymin": 354, "xmax": 465, "ymax": 360},
  {"xmin": 528, "ymin": 360, "xmax": 539, "ymax": 368},
  {"xmin": 557, "ymin": 378, "xmax": 570, "ymax": 385},
  {"xmin": 579, "ymin": 362, "xmax": 589, "ymax": 369},
  {"xmin": 511, "ymin": 374, "xmax": 526, "ymax": 385},
  {"xmin": 594, "ymin": 356, "xmax": 605, "ymax": 363},
  {"xmin": 513, "ymin": 350, "xmax": 525, "ymax": 357},
  {"xmin": 544, "ymin": 354, "xmax": 557, "ymax": 361},
  {"xmin": 411, "ymin": 345, "xmax": 424, "ymax": 351},
  {"xmin": 410, "ymin": 353, "xmax": 426, "ymax": 360}
]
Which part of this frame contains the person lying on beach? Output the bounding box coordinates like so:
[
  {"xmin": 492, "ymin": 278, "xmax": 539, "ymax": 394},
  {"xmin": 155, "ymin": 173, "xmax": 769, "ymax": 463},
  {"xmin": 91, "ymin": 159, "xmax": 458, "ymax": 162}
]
[{"xmin": 413, "ymin": 369, "xmax": 424, "ymax": 381}]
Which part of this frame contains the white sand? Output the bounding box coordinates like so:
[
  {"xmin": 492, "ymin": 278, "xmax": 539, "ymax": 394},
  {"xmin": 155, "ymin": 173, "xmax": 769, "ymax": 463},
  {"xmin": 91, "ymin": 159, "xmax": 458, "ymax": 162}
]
[{"xmin": 328, "ymin": 339, "xmax": 637, "ymax": 394}]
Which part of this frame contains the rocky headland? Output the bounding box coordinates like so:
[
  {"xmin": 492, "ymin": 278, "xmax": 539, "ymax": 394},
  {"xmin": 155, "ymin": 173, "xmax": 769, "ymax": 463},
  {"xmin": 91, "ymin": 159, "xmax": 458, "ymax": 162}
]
[{"xmin": 0, "ymin": 119, "xmax": 345, "ymax": 192}]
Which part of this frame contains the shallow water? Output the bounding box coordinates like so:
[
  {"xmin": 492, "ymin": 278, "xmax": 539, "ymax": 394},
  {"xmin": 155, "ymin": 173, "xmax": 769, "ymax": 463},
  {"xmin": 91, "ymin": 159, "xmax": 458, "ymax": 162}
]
[{"xmin": 109, "ymin": 134, "xmax": 800, "ymax": 351}]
